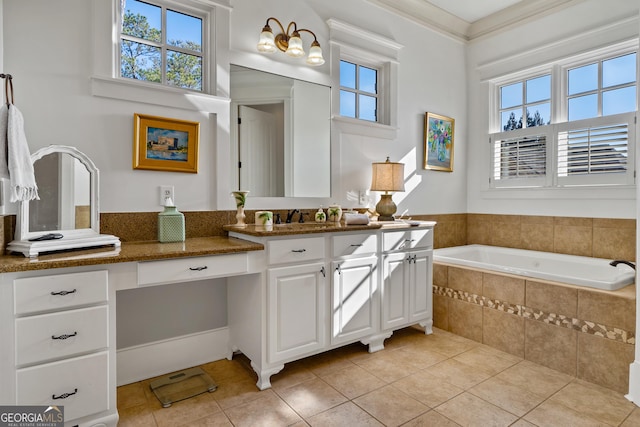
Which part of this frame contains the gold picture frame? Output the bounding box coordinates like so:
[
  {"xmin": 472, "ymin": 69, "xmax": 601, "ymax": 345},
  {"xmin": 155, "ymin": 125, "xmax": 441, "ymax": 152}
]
[
  {"xmin": 423, "ymin": 112, "xmax": 454, "ymax": 172},
  {"xmin": 133, "ymin": 113, "xmax": 200, "ymax": 173}
]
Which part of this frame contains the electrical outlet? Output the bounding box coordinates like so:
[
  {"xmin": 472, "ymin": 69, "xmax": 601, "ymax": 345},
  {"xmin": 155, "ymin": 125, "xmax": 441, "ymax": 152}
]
[
  {"xmin": 358, "ymin": 190, "xmax": 368, "ymax": 205},
  {"xmin": 159, "ymin": 185, "xmax": 175, "ymax": 205}
]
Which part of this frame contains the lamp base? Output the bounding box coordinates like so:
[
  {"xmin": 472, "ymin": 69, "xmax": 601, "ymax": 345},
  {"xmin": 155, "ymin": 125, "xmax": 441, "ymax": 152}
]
[{"xmin": 376, "ymin": 194, "xmax": 397, "ymax": 222}]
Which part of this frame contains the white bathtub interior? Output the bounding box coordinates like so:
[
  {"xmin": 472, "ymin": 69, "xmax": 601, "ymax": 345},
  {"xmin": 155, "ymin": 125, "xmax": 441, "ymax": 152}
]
[{"xmin": 433, "ymin": 244, "xmax": 635, "ymax": 291}]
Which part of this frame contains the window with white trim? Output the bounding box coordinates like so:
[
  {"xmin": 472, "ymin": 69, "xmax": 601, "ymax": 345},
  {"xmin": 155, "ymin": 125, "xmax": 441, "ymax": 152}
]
[
  {"xmin": 490, "ymin": 44, "xmax": 637, "ymax": 189},
  {"xmin": 339, "ymin": 60, "xmax": 380, "ymax": 122},
  {"xmin": 120, "ymin": 0, "xmax": 206, "ymax": 91}
]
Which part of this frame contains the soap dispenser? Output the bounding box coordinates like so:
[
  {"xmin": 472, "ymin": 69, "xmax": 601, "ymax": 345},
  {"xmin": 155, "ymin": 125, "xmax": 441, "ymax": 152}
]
[
  {"xmin": 158, "ymin": 197, "xmax": 185, "ymax": 242},
  {"xmin": 315, "ymin": 206, "xmax": 326, "ymax": 223}
]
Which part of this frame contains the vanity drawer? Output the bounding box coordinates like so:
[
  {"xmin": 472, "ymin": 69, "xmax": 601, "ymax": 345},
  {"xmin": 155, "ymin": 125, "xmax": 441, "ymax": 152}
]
[
  {"xmin": 383, "ymin": 228, "xmax": 433, "ymax": 252},
  {"xmin": 17, "ymin": 351, "xmax": 108, "ymax": 422},
  {"xmin": 14, "ymin": 270, "xmax": 108, "ymax": 315},
  {"xmin": 15, "ymin": 305, "xmax": 108, "ymax": 366},
  {"xmin": 332, "ymin": 233, "xmax": 378, "ymax": 258},
  {"xmin": 138, "ymin": 253, "xmax": 248, "ymax": 286},
  {"xmin": 268, "ymin": 237, "xmax": 325, "ymax": 265}
]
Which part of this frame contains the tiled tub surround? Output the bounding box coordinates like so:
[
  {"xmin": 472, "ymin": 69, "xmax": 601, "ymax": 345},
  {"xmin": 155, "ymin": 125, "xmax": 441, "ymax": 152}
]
[{"xmin": 433, "ymin": 262, "xmax": 636, "ymax": 394}]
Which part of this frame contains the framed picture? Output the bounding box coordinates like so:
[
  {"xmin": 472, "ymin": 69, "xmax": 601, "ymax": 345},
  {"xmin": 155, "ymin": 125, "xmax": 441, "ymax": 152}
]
[
  {"xmin": 133, "ymin": 113, "xmax": 200, "ymax": 173},
  {"xmin": 424, "ymin": 112, "xmax": 454, "ymax": 172}
]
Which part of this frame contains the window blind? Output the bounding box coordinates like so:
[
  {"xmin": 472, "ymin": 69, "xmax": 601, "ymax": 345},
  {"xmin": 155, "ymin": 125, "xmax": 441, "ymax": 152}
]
[
  {"xmin": 558, "ymin": 123, "xmax": 628, "ymax": 177},
  {"xmin": 493, "ymin": 134, "xmax": 547, "ymax": 181}
]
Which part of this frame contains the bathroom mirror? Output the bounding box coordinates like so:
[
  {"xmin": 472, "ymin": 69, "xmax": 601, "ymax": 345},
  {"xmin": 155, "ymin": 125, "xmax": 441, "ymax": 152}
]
[
  {"xmin": 230, "ymin": 65, "xmax": 331, "ymax": 198},
  {"xmin": 8, "ymin": 145, "xmax": 120, "ymax": 257}
]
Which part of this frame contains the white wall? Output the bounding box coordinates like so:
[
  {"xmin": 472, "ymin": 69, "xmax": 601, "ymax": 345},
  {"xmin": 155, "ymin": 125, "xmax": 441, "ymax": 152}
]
[
  {"xmin": 2, "ymin": 0, "xmax": 467, "ymax": 215},
  {"xmin": 466, "ymin": 0, "xmax": 639, "ymax": 219}
]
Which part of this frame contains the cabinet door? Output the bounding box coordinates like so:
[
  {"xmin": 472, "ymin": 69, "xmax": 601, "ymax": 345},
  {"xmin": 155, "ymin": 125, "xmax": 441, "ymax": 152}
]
[
  {"xmin": 408, "ymin": 249, "xmax": 433, "ymax": 323},
  {"xmin": 331, "ymin": 255, "xmax": 378, "ymax": 345},
  {"xmin": 267, "ymin": 263, "xmax": 326, "ymax": 363},
  {"xmin": 382, "ymin": 252, "xmax": 409, "ymax": 330}
]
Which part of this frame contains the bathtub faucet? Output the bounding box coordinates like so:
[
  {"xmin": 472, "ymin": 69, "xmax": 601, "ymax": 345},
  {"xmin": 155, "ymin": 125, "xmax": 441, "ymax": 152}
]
[{"xmin": 609, "ymin": 260, "xmax": 636, "ymax": 270}]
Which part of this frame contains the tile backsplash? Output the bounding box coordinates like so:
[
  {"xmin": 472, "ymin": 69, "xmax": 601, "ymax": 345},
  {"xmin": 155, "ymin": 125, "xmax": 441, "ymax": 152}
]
[{"xmin": 0, "ymin": 211, "xmax": 634, "ymax": 260}]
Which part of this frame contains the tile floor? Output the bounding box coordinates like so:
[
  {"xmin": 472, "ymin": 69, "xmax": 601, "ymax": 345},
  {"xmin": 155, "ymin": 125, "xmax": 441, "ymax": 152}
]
[{"xmin": 117, "ymin": 327, "xmax": 640, "ymax": 426}]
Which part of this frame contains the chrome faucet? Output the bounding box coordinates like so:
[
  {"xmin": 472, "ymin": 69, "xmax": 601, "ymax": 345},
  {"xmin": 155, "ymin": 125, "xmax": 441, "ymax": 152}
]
[{"xmin": 610, "ymin": 260, "xmax": 636, "ymax": 270}]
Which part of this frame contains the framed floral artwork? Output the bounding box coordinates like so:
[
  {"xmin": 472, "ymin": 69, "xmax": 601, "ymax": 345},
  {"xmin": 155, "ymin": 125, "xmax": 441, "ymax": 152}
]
[
  {"xmin": 133, "ymin": 113, "xmax": 200, "ymax": 173},
  {"xmin": 424, "ymin": 112, "xmax": 454, "ymax": 172}
]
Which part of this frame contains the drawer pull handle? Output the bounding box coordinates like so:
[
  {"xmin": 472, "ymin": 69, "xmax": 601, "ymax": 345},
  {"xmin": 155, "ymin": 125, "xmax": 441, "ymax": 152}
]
[
  {"xmin": 189, "ymin": 266, "xmax": 208, "ymax": 271},
  {"xmin": 50, "ymin": 289, "xmax": 77, "ymax": 296},
  {"xmin": 52, "ymin": 388, "xmax": 77, "ymax": 400},
  {"xmin": 291, "ymin": 249, "xmax": 306, "ymax": 253},
  {"xmin": 350, "ymin": 244, "xmax": 363, "ymax": 247},
  {"xmin": 405, "ymin": 239, "xmax": 415, "ymax": 242},
  {"xmin": 320, "ymin": 266, "xmax": 326, "ymax": 277},
  {"xmin": 52, "ymin": 331, "xmax": 78, "ymax": 340}
]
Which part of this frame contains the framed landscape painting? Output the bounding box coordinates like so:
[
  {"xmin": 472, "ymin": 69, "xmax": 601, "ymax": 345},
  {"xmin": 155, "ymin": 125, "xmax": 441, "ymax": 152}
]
[
  {"xmin": 133, "ymin": 113, "xmax": 200, "ymax": 173},
  {"xmin": 424, "ymin": 112, "xmax": 454, "ymax": 172}
]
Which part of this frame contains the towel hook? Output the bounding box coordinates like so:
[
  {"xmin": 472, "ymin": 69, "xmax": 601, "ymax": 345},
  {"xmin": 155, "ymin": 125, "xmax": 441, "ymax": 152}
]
[{"xmin": 0, "ymin": 73, "xmax": 14, "ymax": 105}]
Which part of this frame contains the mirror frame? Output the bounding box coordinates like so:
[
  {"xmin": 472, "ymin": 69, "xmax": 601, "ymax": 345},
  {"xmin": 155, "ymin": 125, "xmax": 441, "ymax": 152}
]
[{"xmin": 8, "ymin": 145, "xmax": 120, "ymax": 257}]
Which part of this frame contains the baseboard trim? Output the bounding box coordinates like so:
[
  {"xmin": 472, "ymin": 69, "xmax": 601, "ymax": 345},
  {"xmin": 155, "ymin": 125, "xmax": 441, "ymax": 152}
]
[
  {"xmin": 625, "ymin": 360, "xmax": 640, "ymax": 406},
  {"xmin": 116, "ymin": 328, "xmax": 229, "ymax": 386}
]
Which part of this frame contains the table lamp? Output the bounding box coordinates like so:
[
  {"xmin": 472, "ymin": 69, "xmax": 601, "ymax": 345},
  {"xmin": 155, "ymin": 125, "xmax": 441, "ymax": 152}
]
[{"xmin": 370, "ymin": 157, "xmax": 405, "ymax": 221}]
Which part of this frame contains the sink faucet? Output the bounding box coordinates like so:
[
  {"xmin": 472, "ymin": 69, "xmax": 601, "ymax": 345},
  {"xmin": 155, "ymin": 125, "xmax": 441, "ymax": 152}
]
[
  {"xmin": 610, "ymin": 260, "xmax": 636, "ymax": 270},
  {"xmin": 285, "ymin": 209, "xmax": 299, "ymax": 223},
  {"xmin": 298, "ymin": 211, "xmax": 308, "ymax": 223}
]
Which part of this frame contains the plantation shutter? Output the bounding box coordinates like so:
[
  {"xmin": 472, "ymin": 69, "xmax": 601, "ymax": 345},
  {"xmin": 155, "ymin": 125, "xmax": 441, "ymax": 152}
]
[
  {"xmin": 556, "ymin": 113, "xmax": 635, "ymax": 186},
  {"xmin": 490, "ymin": 127, "xmax": 549, "ymax": 187}
]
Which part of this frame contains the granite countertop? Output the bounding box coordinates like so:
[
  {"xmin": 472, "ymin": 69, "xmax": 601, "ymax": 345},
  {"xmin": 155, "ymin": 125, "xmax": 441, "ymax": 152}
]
[
  {"xmin": 223, "ymin": 222, "xmax": 383, "ymax": 236},
  {"xmin": 0, "ymin": 236, "xmax": 264, "ymax": 273},
  {"xmin": 223, "ymin": 220, "xmax": 436, "ymax": 237},
  {"xmin": 0, "ymin": 220, "xmax": 437, "ymax": 273}
]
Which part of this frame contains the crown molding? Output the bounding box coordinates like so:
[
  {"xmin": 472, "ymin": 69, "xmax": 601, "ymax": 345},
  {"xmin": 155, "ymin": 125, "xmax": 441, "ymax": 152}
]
[{"xmin": 365, "ymin": 0, "xmax": 586, "ymax": 42}]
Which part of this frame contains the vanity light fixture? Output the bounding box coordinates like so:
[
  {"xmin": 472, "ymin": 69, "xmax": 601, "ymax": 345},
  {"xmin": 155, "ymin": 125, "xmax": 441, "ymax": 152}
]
[
  {"xmin": 370, "ymin": 157, "xmax": 405, "ymax": 221},
  {"xmin": 257, "ymin": 17, "xmax": 325, "ymax": 66}
]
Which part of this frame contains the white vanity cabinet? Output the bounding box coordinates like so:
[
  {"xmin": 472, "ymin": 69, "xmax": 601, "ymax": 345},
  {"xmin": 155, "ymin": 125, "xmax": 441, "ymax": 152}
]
[
  {"xmin": 267, "ymin": 262, "xmax": 327, "ymax": 362},
  {"xmin": 381, "ymin": 228, "xmax": 434, "ymax": 334},
  {"xmin": 227, "ymin": 222, "xmax": 435, "ymax": 390},
  {"xmin": 266, "ymin": 236, "xmax": 327, "ymax": 363},
  {"xmin": 330, "ymin": 232, "xmax": 378, "ymax": 346},
  {"xmin": 1, "ymin": 268, "xmax": 118, "ymax": 427},
  {"xmin": 228, "ymin": 235, "xmax": 329, "ymax": 390}
]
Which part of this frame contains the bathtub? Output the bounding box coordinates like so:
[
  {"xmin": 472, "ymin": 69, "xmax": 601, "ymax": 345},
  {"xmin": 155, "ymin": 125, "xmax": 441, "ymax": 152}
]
[{"xmin": 433, "ymin": 244, "xmax": 635, "ymax": 291}]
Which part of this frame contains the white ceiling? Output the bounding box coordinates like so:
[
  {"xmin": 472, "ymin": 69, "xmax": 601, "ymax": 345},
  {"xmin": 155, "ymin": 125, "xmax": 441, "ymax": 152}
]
[
  {"xmin": 367, "ymin": 0, "xmax": 579, "ymax": 41},
  {"xmin": 425, "ymin": 0, "xmax": 524, "ymax": 23}
]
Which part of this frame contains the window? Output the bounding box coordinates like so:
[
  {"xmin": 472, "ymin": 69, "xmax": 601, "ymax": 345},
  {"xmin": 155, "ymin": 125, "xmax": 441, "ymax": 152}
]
[
  {"xmin": 500, "ymin": 75, "xmax": 551, "ymax": 131},
  {"xmin": 120, "ymin": 0, "xmax": 204, "ymax": 91},
  {"xmin": 339, "ymin": 60, "xmax": 379, "ymax": 122},
  {"xmin": 568, "ymin": 53, "xmax": 637, "ymax": 121},
  {"xmin": 490, "ymin": 45, "xmax": 637, "ymax": 189}
]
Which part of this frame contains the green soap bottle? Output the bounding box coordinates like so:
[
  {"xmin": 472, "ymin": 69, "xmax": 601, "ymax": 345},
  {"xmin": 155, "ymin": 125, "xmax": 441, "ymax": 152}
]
[{"xmin": 158, "ymin": 197, "xmax": 185, "ymax": 242}]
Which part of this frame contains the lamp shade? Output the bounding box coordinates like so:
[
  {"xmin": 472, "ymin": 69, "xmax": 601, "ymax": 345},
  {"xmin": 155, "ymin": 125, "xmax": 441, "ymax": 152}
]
[
  {"xmin": 370, "ymin": 157, "xmax": 405, "ymax": 192},
  {"xmin": 285, "ymin": 32, "xmax": 305, "ymax": 57},
  {"xmin": 306, "ymin": 42, "xmax": 325, "ymax": 66},
  {"xmin": 257, "ymin": 26, "xmax": 277, "ymax": 53}
]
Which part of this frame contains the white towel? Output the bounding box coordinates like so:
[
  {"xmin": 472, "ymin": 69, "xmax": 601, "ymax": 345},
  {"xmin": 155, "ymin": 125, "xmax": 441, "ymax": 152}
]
[
  {"xmin": 5, "ymin": 104, "xmax": 38, "ymax": 202},
  {"xmin": 344, "ymin": 213, "xmax": 370, "ymax": 225},
  {"xmin": 0, "ymin": 104, "xmax": 9, "ymax": 180}
]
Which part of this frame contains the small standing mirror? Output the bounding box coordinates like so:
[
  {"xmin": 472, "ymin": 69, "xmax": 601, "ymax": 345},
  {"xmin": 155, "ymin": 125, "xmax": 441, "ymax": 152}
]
[{"xmin": 8, "ymin": 145, "xmax": 120, "ymax": 257}]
